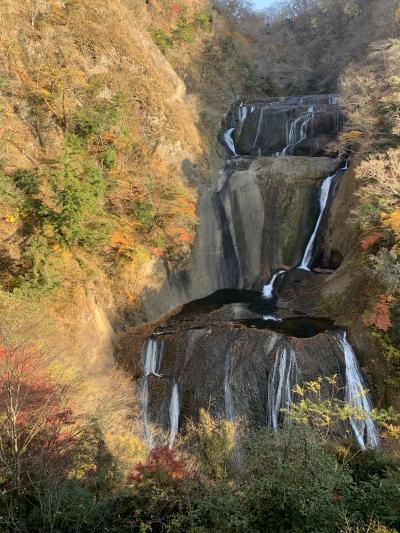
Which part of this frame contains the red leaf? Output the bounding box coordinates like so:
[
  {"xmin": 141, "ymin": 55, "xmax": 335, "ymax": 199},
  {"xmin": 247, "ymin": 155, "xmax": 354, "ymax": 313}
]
[{"xmin": 364, "ymin": 294, "xmax": 393, "ymax": 332}]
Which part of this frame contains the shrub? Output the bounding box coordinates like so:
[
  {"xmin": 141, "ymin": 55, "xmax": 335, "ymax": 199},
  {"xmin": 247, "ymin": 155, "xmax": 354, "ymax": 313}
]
[
  {"xmin": 13, "ymin": 170, "xmax": 40, "ymax": 195},
  {"xmin": 73, "ymin": 105, "xmax": 105, "ymax": 138},
  {"xmin": 364, "ymin": 295, "xmax": 394, "ymax": 332},
  {"xmin": 19, "ymin": 234, "xmax": 60, "ymax": 292},
  {"xmin": 101, "ymin": 144, "xmax": 117, "ymax": 169},
  {"xmin": 152, "ymin": 29, "xmax": 172, "ymax": 54},
  {"xmin": 51, "ymin": 158, "xmax": 112, "ymax": 248},
  {"xmin": 72, "ymin": 96, "xmax": 123, "ymax": 140},
  {"xmin": 172, "ymin": 22, "xmax": 196, "ymax": 44},
  {"xmin": 184, "ymin": 409, "xmax": 236, "ymax": 480},
  {"xmin": 131, "ymin": 199, "xmax": 154, "ymax": 230},
  {"xmin": 195, "ymin": 12, "xmax": 212, "ymax": 32},
  {"xmin": 0, "ymin": 173, "xmax": 23, "ymax": 210}
]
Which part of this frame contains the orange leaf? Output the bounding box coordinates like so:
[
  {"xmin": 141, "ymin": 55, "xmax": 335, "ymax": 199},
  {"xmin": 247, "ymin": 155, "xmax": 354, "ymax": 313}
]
[{"xmin": 360, "ymin": 232, "xmax": 383, "ymax": 250}]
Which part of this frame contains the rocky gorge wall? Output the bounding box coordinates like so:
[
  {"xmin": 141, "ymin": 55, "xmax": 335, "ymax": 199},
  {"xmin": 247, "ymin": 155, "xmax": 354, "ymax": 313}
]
[{"xmin": 142, "ymin": 155, "xmax": 340, "ymax": 320}]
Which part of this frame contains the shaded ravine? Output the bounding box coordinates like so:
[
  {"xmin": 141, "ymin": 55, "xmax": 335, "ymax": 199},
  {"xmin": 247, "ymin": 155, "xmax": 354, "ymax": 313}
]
[{"xmin": 137, "ymin": 95, "xmax": 379, "ymax": 450}]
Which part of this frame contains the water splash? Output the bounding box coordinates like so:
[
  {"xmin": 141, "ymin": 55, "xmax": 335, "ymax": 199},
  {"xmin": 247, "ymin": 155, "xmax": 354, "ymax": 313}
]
[
  {"xmin": 262, "ymin": 269, "xmax": 286, "ymax": 299},
  {"xmin": 224, "ymin": 128, "xmax": 238, "ymax": 156},
  {"xmin": 262, "ymin": 315, "xmax": 283, "ymax": 323},
  {"xmin": 168, "ymin": 382, "xmax": 180, "ymax": 449},
  {"xmin": 140, "ymin": 338, "xmax": 163, "ymax": 448},
  {"xmin": 267, "ymin": 346, "xmax": 299, "ymax": 430},
  {"xmin": 338, "ymin": 332, "xmax": 380, "ymax": 450},
  {"xmin": 299, "ymin": 174, "xmax": 333, "ymax": 270}
]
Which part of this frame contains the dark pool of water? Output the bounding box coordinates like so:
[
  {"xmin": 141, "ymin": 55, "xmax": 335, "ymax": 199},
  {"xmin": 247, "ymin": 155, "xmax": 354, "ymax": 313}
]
[
  {"xmin": 179, "ymin": 289, "xmax": 277, "ymax": 316},
  {"xmin": 177, "ymin": 289, "xmax": 334, "ymax": 338},
  {"xmin": 238, "ymin": 317, "xmax": 334, "ymax": 337}
]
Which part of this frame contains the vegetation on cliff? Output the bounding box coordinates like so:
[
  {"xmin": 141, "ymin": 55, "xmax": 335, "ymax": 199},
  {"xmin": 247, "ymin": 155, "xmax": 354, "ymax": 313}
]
[
  {"xmin": 0, "ymin": 0, "xmax": 210, "ymax": 305},
  {"xmin": 338, "ymin": 37, "xmax": 400, "ymax": 400}
]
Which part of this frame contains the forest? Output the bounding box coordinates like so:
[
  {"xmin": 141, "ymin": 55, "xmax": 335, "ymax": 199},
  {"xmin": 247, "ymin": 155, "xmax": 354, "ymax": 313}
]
[{"xmin": 0, "ymin": 0, "xmax": 400, "ymax": 531}]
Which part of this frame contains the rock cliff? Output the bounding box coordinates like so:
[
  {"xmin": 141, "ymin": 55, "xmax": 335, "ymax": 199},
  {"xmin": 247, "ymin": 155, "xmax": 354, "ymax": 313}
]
[{"xmin": 142, "ymin": 155, "xmax": 340, "ymax": 320}]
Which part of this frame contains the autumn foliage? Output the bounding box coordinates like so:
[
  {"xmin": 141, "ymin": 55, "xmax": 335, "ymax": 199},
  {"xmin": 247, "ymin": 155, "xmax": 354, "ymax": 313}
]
[
  {"xmin": 360, "ymin": 232, "xmax": 383, "ymax": 251},
  {"xmin": 364, "ymin": 295, "xmax": 393, "ymax": 332},
  {"xmin": 128, "ymin": 446, "xmax": 192, "ymax": 483},
  {"xmin": 382, "ymin": 209, "xmax": 400, "ymax": 242},
  {"xmin": 0, "ymin": 340, "xmax": 81, "ymax": 496}
]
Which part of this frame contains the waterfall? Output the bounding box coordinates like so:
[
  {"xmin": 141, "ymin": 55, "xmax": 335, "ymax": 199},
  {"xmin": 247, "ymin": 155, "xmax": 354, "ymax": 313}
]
[
  {"xmin": 224, "ymin": 351, "xmax": 243, "ymax": 470},
  {"xmin": 140, "ymin": 338, "xmax": 163, "ymax": 448},
  {"xmin": 238, "ymin": 104, "xmax": 248, "ymax": 122},
  {"xmin": 224, "ymin": 128, "xmax": 238, "ymax": 156},
  {"xmin": 143, "ymin": 338, "xmax": 163, "ymax": 377},
  {"xmin": 168, "ymin": 382, "xmax": 180, "ymax": 449},
  {"xmin": 262, "ymin": 269, "xmax": 286, "ymax": 299},
  {"xmin": 224, "ymin": 352, "xmax": 235, "ymax": 420},
  {"xmin": 282, "ymin": 110, "xmax": 314, "ymax": 155},
  {"xmin": 253, "ymin": 106, "xmax": 267, "ymax": 148},
  {"xmin": 267, "ymin": 346, "xmax": 299, "ymax": 431},
  {"xmin": 299, "ymin": 174, "xmax": 333, "ymax": 271},
  {"xmin": 338, "ymin": 332, "xmax": 380, "ymax": 450}
]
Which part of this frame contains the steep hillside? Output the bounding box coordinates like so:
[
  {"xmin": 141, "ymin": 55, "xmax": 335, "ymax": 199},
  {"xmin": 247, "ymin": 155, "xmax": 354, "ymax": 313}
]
[{"xmin": 0, "ymin": 1, "xmax": 263, "ymax": 526}]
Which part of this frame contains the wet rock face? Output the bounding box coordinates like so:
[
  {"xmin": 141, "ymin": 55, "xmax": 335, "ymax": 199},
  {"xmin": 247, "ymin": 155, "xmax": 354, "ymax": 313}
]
[
  {"xmin": 225, "ymin": 95, "xmax": 343, "ymax": 157},
  {"xmin": 219, "ymin": 156, "xmax": 341, "ymax": 286},
  {"xmin": 142, "ymin": 295, "xmax": 345, "ymax": 433},
  {"xmin": 142, "ymin": 156, "xmax": 340, "ymax": 321}
]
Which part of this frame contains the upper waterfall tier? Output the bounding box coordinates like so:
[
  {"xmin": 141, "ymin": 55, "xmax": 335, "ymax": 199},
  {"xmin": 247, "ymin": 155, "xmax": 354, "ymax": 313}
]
[{"xmin": 223, "ymin": 94, "xmax": 343, "ymax": 157}]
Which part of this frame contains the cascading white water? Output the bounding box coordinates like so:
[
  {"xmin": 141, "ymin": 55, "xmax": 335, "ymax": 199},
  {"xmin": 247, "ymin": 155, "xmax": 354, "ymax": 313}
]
[
  {"xmin": 224, "ymin": 351, "xmax": 243, "ymax": 469},
  {"xmin": 140, "ymin": 338, "xmax": 163, "ymax": 448},
  {"xmin": 224, "ymin": 128, "xmax": 238, "ymax": 156},
  {"xmin": 144, "ymin": 338, "xmax": 162, "ymax": 377},
  {"xmin": 262, "ymin": 315, "xmax": 283, "ymax": 322},
  {"xmin": 262, "ymin": 269, "xmax": 286, "ymax": 299},
  {"xmin": 238, "ymin": 104, "xmax": 248, "ymax": 122},
  {"xmin": 168, "ymin": 382, "xmax": 180, "ymax": 449},
  {"xmin": 338, "ymin": 332, "xmax": 380, "ymax": 450},
  {"xmin": 299, "ymin": 174, "xmax": 333, "ymax": 271},
  {"xmin": 267, "ymin": 346, "xmax": 299, "ymax": 431},
  {"xmin": 253, "ymin": 106, "xmax": 267, "ymax": 148},
  {"xmin": 224, "ymin": 352, "xmax": 236, "ymax": 420},
  {"xmin": 282, "ymin": 109, "xmax": 314, "ymax": 155}
]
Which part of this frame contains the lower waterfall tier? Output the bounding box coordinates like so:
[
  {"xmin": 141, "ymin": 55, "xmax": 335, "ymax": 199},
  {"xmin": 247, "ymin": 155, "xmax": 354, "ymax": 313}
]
[
  {"xmin": 139, "ymin": 291, "xmax": 346, "ymax": 437},
  {"xmin": 139, "ymin": 289, "xmax": 378, "ymax": 450}
]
